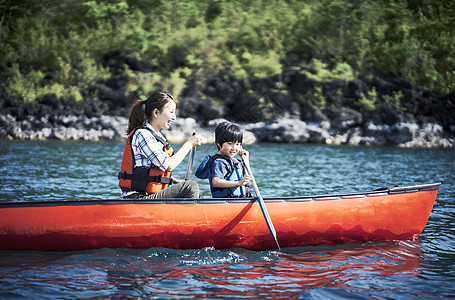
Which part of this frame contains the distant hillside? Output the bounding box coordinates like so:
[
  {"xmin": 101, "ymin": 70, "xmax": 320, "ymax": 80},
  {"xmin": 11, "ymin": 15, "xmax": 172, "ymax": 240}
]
[{"xmin": 1, "ymin": 0, "xmax": 454, "ymax": 110}]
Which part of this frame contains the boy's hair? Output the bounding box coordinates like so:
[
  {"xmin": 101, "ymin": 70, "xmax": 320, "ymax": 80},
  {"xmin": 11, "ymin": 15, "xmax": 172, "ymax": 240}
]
[{"xmin": 215, "ymin": 122, "xmax": 243, "ymax": 150}]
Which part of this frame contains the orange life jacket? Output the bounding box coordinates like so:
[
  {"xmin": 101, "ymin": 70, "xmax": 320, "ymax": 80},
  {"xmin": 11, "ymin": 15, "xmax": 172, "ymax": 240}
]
[{"xmin": 118, "ymin": 126, "xmax": 174, "ymax": 194}]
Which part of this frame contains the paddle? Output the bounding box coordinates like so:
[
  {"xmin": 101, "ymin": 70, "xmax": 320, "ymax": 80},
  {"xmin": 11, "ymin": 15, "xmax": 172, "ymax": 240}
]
[
  {"xmin": 185, "ymin": 132, "xmax": 197, "ymax": 180},
  {"xmin": 240, "ymin": 149, "xmax": 281, "ymax": 251}
]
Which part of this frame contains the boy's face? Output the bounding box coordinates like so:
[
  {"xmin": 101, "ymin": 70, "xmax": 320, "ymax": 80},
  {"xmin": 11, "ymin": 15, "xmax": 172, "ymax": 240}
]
[{"xmin": 218, "ymin": 141, "xmax": 242, "ymax": 157}]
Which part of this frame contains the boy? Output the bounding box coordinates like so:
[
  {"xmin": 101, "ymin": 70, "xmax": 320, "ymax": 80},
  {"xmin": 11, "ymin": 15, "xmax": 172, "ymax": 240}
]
[{"xmin": 196, "ymin": 122, "xmax": 252, "ymax": 198}]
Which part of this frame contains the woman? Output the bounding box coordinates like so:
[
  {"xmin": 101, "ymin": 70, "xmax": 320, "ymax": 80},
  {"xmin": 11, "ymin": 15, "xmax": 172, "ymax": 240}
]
[{"xmin": 118, "ymin": 91, "xmax": 202, "ymax": 198}]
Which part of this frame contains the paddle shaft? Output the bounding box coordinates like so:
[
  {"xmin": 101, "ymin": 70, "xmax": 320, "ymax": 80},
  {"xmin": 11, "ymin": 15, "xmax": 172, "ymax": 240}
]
[
  {"xmin": 185, "ymin": 132, "xmax": 197, "ymax": 180},
  {"xmin": 241, "ymin": 153, "xmax": 281, "ymax": 251}
]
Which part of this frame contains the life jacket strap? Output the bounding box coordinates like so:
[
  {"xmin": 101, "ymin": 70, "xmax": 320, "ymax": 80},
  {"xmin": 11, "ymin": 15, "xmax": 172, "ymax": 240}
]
[{"xmin": 118, "ymin": 172, "xmax": 173, "ymax": 185}]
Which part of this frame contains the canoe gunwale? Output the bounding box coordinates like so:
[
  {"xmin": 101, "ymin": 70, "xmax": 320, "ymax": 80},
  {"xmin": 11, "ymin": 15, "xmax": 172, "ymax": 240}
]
[{"xmin": 0, "ymin": 182, "xmax": 441, "ymax": 208}]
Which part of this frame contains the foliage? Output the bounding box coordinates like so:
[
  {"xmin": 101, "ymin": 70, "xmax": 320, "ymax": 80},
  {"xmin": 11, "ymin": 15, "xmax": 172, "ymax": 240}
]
[
  {"xmin": 382, "ymin": 90, "xmax": 403, "ymax": 111},
  {"xmin": 0, "ymin": 0, "xmax": 454, "ymax": 106},
  {"xmin": 6, "ymin": 64, "xmax": 84, "ymax": 103},
  {"xmin": 359, "ymin": 88, "xmax": 379, "ymax": 111},
  {"xmin": 360, "ymin": 88, "xmax": 403, "ymax": 112},
  {"xmin": 304, "ymin": 59, "xmax": 355, "ymax": 82}
]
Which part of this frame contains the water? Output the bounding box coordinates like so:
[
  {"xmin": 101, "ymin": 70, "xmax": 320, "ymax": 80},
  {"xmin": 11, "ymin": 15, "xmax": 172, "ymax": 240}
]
[{"xmin": 0, "ymin": 140, "xmax": 454, "ymax": 299}]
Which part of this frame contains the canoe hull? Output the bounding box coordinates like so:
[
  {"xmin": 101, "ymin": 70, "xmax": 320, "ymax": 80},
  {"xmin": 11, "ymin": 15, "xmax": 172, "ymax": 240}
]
[{"xmin": 0, "ymin": 183, "xmax": 439, "ymax": 251}]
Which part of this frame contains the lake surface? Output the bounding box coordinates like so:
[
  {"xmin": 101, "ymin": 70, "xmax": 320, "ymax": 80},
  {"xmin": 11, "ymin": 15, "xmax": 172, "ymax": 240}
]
[{"xmin": 0, "ymin": 140, "xmax": 454, "ymax": 299}]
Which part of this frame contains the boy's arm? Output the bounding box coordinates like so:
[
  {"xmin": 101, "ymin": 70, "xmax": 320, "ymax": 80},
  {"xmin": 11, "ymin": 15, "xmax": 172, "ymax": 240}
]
[{"xmin": 212, "ymin": 176, "xmax": 252, "ymax": 188}]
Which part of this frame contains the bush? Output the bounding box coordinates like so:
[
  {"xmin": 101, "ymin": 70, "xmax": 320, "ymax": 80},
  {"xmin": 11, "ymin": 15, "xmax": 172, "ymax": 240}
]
[{"xmin": 304, "ymin": 59, "xmax": 355, "ymax": 82}]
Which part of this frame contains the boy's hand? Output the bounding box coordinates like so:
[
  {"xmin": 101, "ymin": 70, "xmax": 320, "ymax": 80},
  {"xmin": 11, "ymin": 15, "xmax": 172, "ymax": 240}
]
[
  {"xmin": 238, "ymin": 175, "xmax": 252, "ymax": 186},
  {"xmin": 239, "ymin": 149, "xmax": 249, "ymax": 160}
]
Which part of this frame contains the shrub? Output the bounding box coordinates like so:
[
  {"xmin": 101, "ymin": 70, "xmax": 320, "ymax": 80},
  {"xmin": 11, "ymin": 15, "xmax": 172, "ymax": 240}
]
[
  {"xmin": 359, "ymin": 88, "xmax": 378, "ymax": 111},
  {"xmin": 304, "ymin": 59, "xmax": 355, "ymax": 82}
]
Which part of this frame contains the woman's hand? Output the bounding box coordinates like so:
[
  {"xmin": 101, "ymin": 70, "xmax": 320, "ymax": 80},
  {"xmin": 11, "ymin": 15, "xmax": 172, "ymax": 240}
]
[
  {"xmin": 172, "ymin": 177, "xmax": 181, "ymax": 184},
  {"xmin": 188, "ymin": 134, "xmax": 203, "ymax": 148}
]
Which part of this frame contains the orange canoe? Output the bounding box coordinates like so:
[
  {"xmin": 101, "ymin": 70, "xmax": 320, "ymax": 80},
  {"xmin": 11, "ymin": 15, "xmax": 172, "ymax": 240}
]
[{"xmin": 0, "ymin": 183, "xmax": 439, "ymax": 251}]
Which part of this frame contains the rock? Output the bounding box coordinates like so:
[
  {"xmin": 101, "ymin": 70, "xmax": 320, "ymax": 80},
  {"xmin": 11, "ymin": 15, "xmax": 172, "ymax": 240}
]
[
  {"xmin": 283, "ymin": 68, "xmax": 316, "ymax": 94},
  {"xmin": 346, "ymin": 79, "xmax": 369, "ymax": 99},
  {"xmin": 389, "ymin": 122, "xmax": 418, "ymax": 144},
  {"xmin": 103, "ymin": 50, "xmax": 153, "ymax": 74},
  {"xmin": 299, "ymin": 103, "xmax": 329, "ymax": 123},
  {"xmin": 244, "ymin": 119, "xmax": 333, "ymax": 144},
  {"xmin": 371, "ymin": 77, "xmax": 399, "ymax": 94},
  {"xmin": 324, "ymin": 107, "xmax": 363, "ymax": 130},
  {"xmin": 178, "ymin": 96, "xmax": 227, "ymax": 120}
]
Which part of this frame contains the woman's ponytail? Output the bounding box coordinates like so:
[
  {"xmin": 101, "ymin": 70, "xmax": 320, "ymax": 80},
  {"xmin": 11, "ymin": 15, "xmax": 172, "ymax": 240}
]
[{"xmin": 126, "ymin": 100, "xmax": 147, "ymax": 135}]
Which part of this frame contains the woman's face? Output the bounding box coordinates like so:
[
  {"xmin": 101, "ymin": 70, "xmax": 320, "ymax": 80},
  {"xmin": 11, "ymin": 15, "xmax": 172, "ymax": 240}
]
[{"xmin": 152, "ymin": 100, "xmax": 176, "ymax": 130}]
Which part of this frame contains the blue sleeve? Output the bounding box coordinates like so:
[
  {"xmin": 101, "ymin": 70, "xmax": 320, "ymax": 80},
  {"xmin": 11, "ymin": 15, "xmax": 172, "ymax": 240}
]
[{"xmin": 210, "ymin": 158, "xmax": 230, "ymax": 180}]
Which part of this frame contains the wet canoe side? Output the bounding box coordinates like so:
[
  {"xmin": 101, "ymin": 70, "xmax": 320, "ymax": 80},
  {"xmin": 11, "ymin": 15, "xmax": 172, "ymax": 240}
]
[{"xmin": 0, "ymin": 184, "xmax": 439, "ymax": 251}]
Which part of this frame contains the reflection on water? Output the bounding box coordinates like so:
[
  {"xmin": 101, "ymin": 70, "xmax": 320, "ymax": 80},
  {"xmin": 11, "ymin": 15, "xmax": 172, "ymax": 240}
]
[
  {"xmin": 0, "ymin": 241, "xmax": 429, "ymax": 299},
  {"xmin": 0, "ymin": 140, "xmax": 454, "ymax": 298}
]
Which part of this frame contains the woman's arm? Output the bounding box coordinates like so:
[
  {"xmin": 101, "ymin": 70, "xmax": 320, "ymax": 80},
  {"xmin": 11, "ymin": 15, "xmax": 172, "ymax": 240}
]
[{"xmin": 166, "ymin": 134, "xmax": 202, "ymax": 171}]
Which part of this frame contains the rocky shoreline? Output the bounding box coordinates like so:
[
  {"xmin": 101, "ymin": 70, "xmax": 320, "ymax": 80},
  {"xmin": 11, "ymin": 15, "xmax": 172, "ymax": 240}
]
[
  {"xmin": 1, "ymin": 113, "xmax": 453, "ymax": 148},
  {"xmin": 1, "ymin": 63, "xmax": 454, "ymax": 147}
]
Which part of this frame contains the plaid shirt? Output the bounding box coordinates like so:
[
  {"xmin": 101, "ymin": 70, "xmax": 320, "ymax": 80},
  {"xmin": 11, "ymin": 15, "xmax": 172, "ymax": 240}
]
[
  {"xmin": 130, "ymin": 122, "xmax": 171, "ymax": 172},
  {"xmin": 121, "ymin": 122, "xmax": 171, "ymax": 198}
]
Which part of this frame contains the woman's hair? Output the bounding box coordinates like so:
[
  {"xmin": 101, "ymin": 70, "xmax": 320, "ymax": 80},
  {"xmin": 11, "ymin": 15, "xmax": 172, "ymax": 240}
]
[
  {"xmin": 215, "ymin": 122, "xmax": 243, "ymax": 150},
  {"xmin": 126, "ymin": 92, "xmax": 176, "ymax": 134}
]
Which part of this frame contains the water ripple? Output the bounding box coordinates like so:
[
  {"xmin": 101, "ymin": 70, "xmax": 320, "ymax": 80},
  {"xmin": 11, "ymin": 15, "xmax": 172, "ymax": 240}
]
[{"xmin": 0, "ymin": 141, "xmax": 454, "ymax": 298}]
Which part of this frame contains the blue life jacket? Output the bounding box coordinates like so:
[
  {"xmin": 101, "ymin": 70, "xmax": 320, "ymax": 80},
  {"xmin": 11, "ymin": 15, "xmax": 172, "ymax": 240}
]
[{"xmin": 195, "ymin": 154, "xmax": 248, "ymax": 198}]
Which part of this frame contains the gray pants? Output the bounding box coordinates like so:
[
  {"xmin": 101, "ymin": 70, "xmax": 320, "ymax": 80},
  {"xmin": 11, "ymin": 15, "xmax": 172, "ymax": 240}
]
[{"xmin": 137, "ymin": 180, "xmax": 199, "ymax": 199}]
